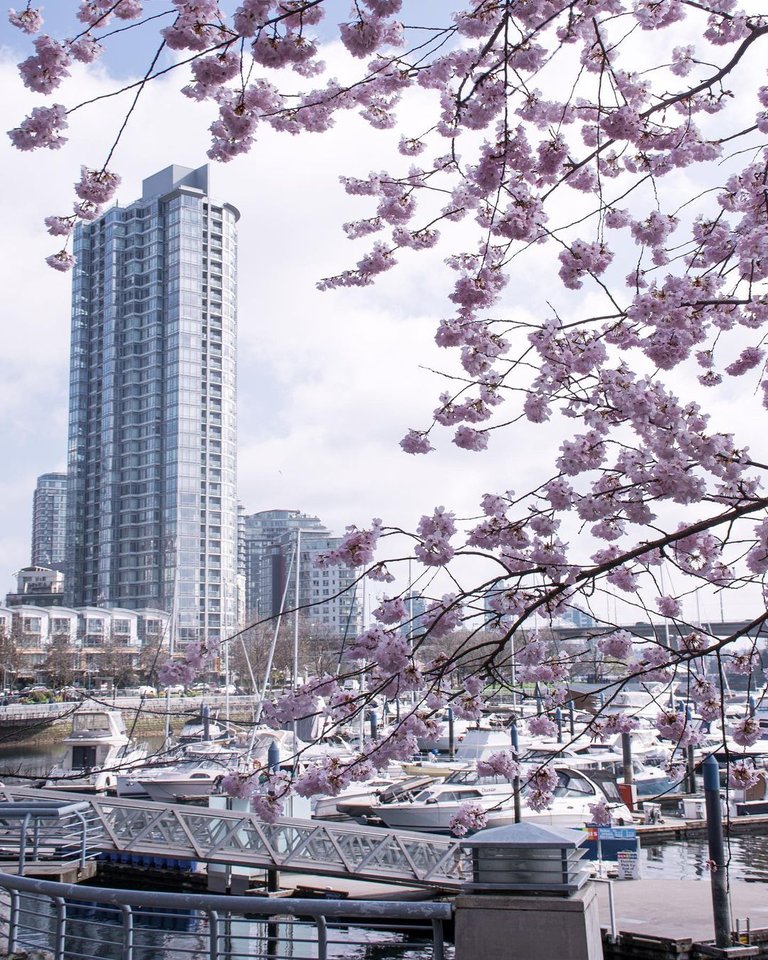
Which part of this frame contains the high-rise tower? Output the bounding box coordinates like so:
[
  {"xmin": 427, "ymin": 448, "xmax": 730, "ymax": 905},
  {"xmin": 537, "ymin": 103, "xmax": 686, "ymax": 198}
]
[
  {"xmin": 31, "ymin": 472, "xmax": 68, "ymax": 571},
  {"xmin": 242, "ymin": 509, "xmax": 362, "ymax": 638},
  {"xmin": 64, "ymin": 164, "xmax": 239, "ymax": 646}
]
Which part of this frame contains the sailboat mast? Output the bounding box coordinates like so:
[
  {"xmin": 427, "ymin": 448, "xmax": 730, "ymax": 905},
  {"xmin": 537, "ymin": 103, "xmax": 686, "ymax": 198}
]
[{"xmin": 293, "ymin": 527, "xmax": 301, "ymax": 691}]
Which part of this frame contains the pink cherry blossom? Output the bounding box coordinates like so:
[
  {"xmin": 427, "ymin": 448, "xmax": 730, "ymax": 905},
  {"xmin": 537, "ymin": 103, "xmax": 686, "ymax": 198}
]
[
  {"xmin": 726, "ymin": 347, "xmax": 764, "ymax": 377},
  {"xmin": 587, "ymin": 799, "xmax": 612, "ymax": 826},
  {"xmin": 44, "ymin": 215, "xmax": 74, "ymax": 237},
  {"xmin": 74, "ymin": 167, "xmax": 121, "ymax": 205},
  {"xmin": 528, "ymin": 715, "xmax": 557, "ymax": 738},
  {"xmin": 732, "ymin": 716, "xmax": 761, "ymax": 747},
  {"xmin": 157, "ymin": 659, "xmax": 197, "ymax": 687},
  {"xmin": 316, "ymin": 519, "xmax": 382, "ymax": 567},
  {"xmin": 414, "ymin": 507, "xmax": 456, "ymax": 566},
  {"xmin": 477, "ymin": 751, "xmax": 520, "ymax": 780},
  {"xmin": 421, "ymin": 594, "xmax": 462, "ymax": 639},
  {"xmin": 18, "ymin": 35, "xmax": 72, "ymax": 93},
  {"xmin": 220, "ymin": 771, "xmax": 257, "ymax": 799},
  {"xmin": 656, "ymin": 596, "xmax": 681, "ymax": 618},
  {"xmin": 449, "ymin": 801, "xmax": 488, "ymax": 836},
  {"xmin": 8, "ymin": 104, "xmax": 68, "ymax": 151},
  {"xmin": 597, "ymin": 631, "xmax": 634, "ymax": 660},
  {"xmin": 372, "ymin": 596, "xmax": 408, "ymax": 624},
  {"xmin": 45, "ymin": 250, "xmax": 75, "ymax": 272},
  {"xmin": 9, "ymin": 6, "xmax": 43, "ymax": 33},
  {"xmin": 728, "ymin": 760, "xmax": 760, "ymax": 790},
  {"xmin": 400, "ymin": 429, "xmax": 433, "ymax": 454}
]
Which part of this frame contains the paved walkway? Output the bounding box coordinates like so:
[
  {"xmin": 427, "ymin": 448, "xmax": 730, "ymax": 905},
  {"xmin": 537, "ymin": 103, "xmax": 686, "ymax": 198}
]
[{"xmin": 596, "ymin": 879, "xmax": 768, "ymax": 941}]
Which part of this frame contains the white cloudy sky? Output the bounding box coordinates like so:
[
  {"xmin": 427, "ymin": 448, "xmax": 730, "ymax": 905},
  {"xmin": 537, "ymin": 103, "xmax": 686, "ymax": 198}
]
[
  {"xmin": 0, "ymin": 6, "xmax": 765, "ymax": 625},
  {"xmin": 0, "ymin": 9, "xmax": 532, "ymax": 604}
]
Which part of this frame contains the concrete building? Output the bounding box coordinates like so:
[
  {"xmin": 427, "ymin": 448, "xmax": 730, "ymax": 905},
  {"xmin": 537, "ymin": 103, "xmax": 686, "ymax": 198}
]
[
  {"xmin": 5, "ymin": 566, "xmax": 65, "ymax": 607},
  {"xmin": 0, "ymin": 603, "xmax": 170, "ymax": 684},
  {"xmin": 242, "ymin": 510, "xmax": 362, "ymax": 639},
  {"xmin": 64, "ymin": 164, "xmax": 239, "ymax": 648},
  {"xmin": 31, "ymin": 472, "xmax": 67, "ymax": 572}
]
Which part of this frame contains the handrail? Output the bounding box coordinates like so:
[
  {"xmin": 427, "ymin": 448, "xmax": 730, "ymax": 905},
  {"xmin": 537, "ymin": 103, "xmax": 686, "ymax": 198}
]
[
  {"xmin": 0, "ymin": 870, "xmax": 452, "ymax": 960},
  {"xmin": 0, "ymin": 870, "xmax": 452, "ymax": 919}
]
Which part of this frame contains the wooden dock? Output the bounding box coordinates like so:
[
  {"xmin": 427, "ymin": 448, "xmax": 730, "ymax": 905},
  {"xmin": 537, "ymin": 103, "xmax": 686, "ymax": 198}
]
[{"xmin": 636, "ymin": 813, "xmax": 768, "ymax": 844}]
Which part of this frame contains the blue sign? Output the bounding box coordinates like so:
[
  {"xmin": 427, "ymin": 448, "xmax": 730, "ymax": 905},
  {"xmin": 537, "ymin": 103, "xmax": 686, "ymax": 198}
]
[{"xmin": 580, "ymin": 824, "xmax": 639, "ymax": 862}]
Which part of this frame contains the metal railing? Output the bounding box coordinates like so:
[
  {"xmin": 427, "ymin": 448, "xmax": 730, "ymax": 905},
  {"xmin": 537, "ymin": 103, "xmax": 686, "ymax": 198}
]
[
  {"xmin": 0, "ymin": 800, "xmax": 104, "ymax": 873},
  {"xmin": 2, "ymin": 787, "xmax": 470, "ymax": 890},
  {"xmin": 0, "ymin": 871, "xmax": 453, "ymax": 960}
]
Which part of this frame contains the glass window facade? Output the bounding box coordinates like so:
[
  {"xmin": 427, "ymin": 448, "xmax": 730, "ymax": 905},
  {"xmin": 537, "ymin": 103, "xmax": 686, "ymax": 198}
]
[
  {"xmin": 31, "ymin": 473, "xmax": 68, "ymax": 571},
  {"xmin": 64, "ymin": 165, "xmax": 239, "ymax": 647},
  {"xmin": 242, "ymin": 510, "xmax": 362, "ymax": 638}
]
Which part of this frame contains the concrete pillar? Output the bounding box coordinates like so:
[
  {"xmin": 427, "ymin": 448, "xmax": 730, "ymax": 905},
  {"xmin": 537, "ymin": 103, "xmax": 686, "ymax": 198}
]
[{"xmin": 454, "ymin": 882, "xmax": 603, "ymax": 960}]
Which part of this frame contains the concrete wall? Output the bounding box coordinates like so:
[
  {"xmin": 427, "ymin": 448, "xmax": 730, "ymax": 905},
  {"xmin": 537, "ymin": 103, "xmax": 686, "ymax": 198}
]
[{"xmin": 455, "ymin": 883, "xmax": 603, "ymax": 960}]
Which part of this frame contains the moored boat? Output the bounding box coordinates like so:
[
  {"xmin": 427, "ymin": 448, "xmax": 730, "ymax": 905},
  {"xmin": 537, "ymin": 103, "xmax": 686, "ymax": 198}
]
[{"xmin": 45, "ymin": 703, "xmax": 147, "ymax": 793}]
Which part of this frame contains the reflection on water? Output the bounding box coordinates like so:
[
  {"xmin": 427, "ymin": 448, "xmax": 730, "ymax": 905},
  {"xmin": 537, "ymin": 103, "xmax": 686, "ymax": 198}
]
[
  {"xmin": 0, "ymin": 742, "xmax": 64, "ymax": 782},
  {"xmin": 641, "ymin": 833, "xmax": 768, "ymax": 882},
  {"xmin": 0, "ymin": 738, "xmax": 168, "ymax": 783}
]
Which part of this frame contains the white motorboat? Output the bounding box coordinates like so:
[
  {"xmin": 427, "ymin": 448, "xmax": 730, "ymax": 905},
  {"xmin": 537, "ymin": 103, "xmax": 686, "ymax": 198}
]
[
  {"xmin": 115, "ymin": 738, "xmax": 242, "ymax": 799},
  {"xmin": 523, "ymin": 740, "xmax": 681, "ymax": 799},
  {"xmin": 176, "ymin": 711, "xmax": 231, "ymax": 744},
  {"xmin": 136, "ymin": 747, "xmax": 249, "ymax": 803},
  {"xmin": 370, "ymin": 765, "xmax": 632, "ymax": 834},
  {"xmin": 312, "ymin": 771, "xmax": 437, "ymax": 822},
  {"xmin": 403, "ymin": 727, "xmax": 516, "ymax": 778},
  {"xmin": 132, "ymin": 726, "xmax": 309, "ymax": 803},
  {"xmin": 313, "ymin": 775, "xmax": 405, "ymax": 821},
  {"xmin": 45, "ymin": 704, "xmax": 147, "ymax": 793}
]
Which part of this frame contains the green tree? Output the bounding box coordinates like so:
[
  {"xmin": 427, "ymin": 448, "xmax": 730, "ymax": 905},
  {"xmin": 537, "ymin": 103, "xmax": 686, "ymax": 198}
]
[{"xmin": 0, "ymin": 623, "xmax": 20, "ymax": 689}]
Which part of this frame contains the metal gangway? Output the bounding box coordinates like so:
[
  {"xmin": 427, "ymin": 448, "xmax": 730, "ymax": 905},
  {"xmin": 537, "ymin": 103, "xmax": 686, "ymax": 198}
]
[{"xmin": 0, "ymin": 787, "xmax": 469, "ymax": 890}]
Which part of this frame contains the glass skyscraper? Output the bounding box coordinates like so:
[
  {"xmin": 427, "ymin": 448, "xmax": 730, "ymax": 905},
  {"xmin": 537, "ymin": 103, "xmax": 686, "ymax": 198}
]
[
  {"xmin": 31, "ymin": 472, "xmax": 68, "ymax": 571},
  {"xmin": 64, "ymin": 164, "xmax": 239, "ymax": 647}
]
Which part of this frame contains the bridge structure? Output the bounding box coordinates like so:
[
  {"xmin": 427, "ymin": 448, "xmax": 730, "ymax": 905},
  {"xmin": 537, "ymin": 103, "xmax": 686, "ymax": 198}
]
[
  {"xmin": 0, "ymin": 786, "xmax": 470, "ymax": 891},
  {"xmin": 548, "ymin": 618, "xmax": 762, "ymax": 643}
]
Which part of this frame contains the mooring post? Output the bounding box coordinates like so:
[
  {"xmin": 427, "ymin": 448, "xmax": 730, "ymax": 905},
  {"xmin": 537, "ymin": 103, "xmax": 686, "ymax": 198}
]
[
  {"xmin": 510, "ymin": 720, "xmax": 521, "ymax": 824},
  {"xmin": 555, "ymin": 707, "xmax": 563, "ymax": 744},
  {"xmin": 621, "ymin": 732, "xmax": 633, "ymax": 786},
  {"xmin": 448, "ymin": 707, "xmax": 455, "ymax": 759},
  {"xmin": 568, "ymin": 700, "xmax": 575, "ymax": 737},
  {"xmin": 268, "ymin": 740, "xmax": 280, "ymax": 774},
  {"xmin": 266, "ymin": 742, "xmax": 281, "ymax": 893},
  {"xmin": 687, "ymin": 744, "xmax": 697, "ymax": 794},
  {"xmin": 703, "ymin": 753, "xmax": 731, "ymax": 949}
]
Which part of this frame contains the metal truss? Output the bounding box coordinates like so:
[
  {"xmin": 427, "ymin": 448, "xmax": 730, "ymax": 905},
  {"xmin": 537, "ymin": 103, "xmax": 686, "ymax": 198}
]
[{"xmin": 2, "ymin": 787, "xmax": 469, "ymax": 889}]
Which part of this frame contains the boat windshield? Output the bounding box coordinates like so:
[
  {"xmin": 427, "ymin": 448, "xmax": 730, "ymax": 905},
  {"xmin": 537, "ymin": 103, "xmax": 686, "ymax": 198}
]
[
  {"xmin": 413, "ymin": 788, "xmax": 485, "ymax": 803},
  {"xmin": 552, "ymin": 772, "xmax": 598, "ymax": 798},
  {"xmin": 445, "ymin": 770, "xmax": 509, "ymax": 786},
  {"xmin": 72, "ymin": 712, "xmax": 120, "ymax": 736}
]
